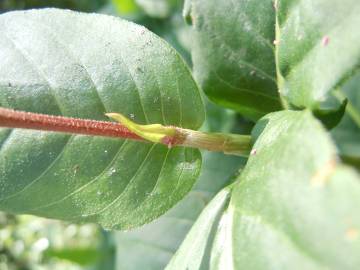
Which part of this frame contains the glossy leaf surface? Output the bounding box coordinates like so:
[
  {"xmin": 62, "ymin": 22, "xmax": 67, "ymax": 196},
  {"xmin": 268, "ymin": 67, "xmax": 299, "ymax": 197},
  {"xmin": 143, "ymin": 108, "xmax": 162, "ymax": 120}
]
[
  {"xmin": 186, "ymin": 0, "xmax": 281, "ymax": 120},
  {"xmin": 0, "ymin": 9, "xmax": 204, "ymax": 230}
]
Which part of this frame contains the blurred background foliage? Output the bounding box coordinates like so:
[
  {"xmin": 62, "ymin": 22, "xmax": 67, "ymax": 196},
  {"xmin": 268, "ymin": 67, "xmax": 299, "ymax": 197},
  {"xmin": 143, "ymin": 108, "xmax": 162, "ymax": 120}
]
[
  {"xmin": 0, "ymin": 0, "xmax": 249, "ymax": 269},
  {"xmin": 0, "ymin": 0, "xmax": 107, "ymax": 12},
  {"xmin": 0, "ymin": 212, "xmax": 115, "ymax": 270}
]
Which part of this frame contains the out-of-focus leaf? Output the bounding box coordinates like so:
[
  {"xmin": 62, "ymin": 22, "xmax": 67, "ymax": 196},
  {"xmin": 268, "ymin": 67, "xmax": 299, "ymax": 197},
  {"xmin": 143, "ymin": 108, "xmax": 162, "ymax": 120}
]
[
  {"xmin": 0, "ymin": 9, "xmax": 204, "ymax": 230},
  {"xmin": 313, "ymin": 98, "xmax": 347, "ymax": 130},
  {"xmin": 186, "ymin": 0, "xmax": 281, "ymax": 120},
  {"xmin": 167, "ymin": 111, "xmax": 360, "ymax": 270},
  {"xmin": 111, "ymin": 0, "xmax": 140, "ymax": 15},
  {"xmin": 276, "ymin": 0, "xmax": 360, "ymax": 114},
  {"xmin": 331, "ymin": 71, "xmax": 360, "ymax": 169},
  {"xmin": 140, "ymin": 14, "xmax": 192, "ymax": 64},
  {"xmin": 45, "ymin": 248, "xmax": 100, "ymax": 266}
]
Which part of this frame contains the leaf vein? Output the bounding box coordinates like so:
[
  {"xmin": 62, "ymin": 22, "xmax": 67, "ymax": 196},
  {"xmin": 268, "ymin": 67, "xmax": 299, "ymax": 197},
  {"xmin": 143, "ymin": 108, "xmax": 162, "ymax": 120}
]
[
  {"xmin": 0, "ymin": 135, "xmax": 73, "ymax": 202},
  {"xmin": 27, "ymin": 139, "xmax": 129, "ymax": 212},
  {"xmin": 76, "ymin": 143, "xmax": 157, "ymax": 218}
]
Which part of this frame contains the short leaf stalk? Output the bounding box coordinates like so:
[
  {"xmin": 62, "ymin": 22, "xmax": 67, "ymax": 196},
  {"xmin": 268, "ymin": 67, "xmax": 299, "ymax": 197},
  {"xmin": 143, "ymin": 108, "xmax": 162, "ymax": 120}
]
[
  {"xmin": 0, "ymin": 107, "xmax": 252, "ymax": 156},
  {"xmin": 177, "ymin": 129, "xmax": 252, "ymax": 156},
  {"xmin": 106, "ymin": 113, "xmax": 252, "ymax": 156}
]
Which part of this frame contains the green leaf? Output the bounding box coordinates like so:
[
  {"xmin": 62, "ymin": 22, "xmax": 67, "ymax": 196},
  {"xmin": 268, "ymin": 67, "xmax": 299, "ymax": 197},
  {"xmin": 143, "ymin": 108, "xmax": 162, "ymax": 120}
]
[
  {"xmin": 150, "ymin": 13, "xmax": 192, "ymax": 64},
  {"xmin": 167, "ymin": 111, "xmax": 360, "ymax": 269},
  {"xmin": 312, "ymin": 98, "xmax": 347, "ymax": 130},
  {"xmin": 276, "ymin": 0, "xmax": 360, "ymax": 111},
  {"xmin": 116, "ymin": 153, "xmax": 242, "ymax": 270},
  {"xmin": 185, "ymin": 0, "xmax": 281, "ymax": 120},
  {"xmin": 115, "ymin": 104, "xmax": 244, "ymax": 270},
  {"xmin": 0, "ymin": 9, "xmax": 205, "ymax": 230},
  {"xmin": 166, "ymin": 187, "xmax": 232, "ymax": 270},
  {"xmin": 331, "ymin": 71, "xmax": 360, "ymax": 169},
  {"xmin": 103, "ymin": 2, "xmax": 191, "ymax": 63}
]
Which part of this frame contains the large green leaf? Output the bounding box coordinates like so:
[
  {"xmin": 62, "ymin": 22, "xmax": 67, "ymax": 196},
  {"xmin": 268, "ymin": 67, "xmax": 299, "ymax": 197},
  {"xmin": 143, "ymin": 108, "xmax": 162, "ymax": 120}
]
[
  {"xmin": 167, "ymin": 111, "xmax": 360, "ymax": 269},
  {"xmin": 115, "ymin": 103, "xmax": 244, "ymax": 270},
  {"xmin": 0, "ymin": 9, "xmax": 205, "ymax": 229},
  {"xmin": 185, "ymin": 0, "xmax": 281, "ymax": 120},
  {"xmin": 276, "ymin": 0, "xmax": 360, "ymax": 111}
]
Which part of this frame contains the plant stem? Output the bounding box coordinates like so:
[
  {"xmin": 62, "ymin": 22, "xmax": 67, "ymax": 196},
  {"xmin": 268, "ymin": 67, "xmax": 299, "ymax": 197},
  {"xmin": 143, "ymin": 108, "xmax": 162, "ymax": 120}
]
[
  {"xmin": 0, "ymin": 107, "xmax": 252, "ymax": 156},
  {"xmin": 0, "ymin": 107, "xmax": 142, "ymax": 141},
  {"xmin": 178, "ymin": 129, "xmax": 252, "ymax": 156},
  {"xmin": 274, "ymin": 0, "xmax": 289, "ymax": 110}
]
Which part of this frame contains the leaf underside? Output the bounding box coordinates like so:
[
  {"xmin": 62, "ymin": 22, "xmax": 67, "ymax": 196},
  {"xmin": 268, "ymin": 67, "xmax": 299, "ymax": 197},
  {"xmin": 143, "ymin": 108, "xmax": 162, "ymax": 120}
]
[{"xmin": 0, "ymin": 9, "xmax": 205, "ymax": 230}]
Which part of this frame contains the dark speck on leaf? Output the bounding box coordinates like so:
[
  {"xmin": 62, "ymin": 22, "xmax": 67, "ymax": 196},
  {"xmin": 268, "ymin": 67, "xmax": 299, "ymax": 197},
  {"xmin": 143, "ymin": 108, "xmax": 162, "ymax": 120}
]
[{"xmin": 73, "ymin": 165, "xmax": 80, "ymax": 175}]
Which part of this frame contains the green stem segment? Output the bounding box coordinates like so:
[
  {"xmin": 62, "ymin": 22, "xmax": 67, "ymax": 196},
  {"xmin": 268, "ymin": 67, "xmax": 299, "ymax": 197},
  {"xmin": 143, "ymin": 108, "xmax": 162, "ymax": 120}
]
[
  {"xmin": 106, "ymin": 113, "xmax": 252, "ymax": 156},
  {"xmin": 178, "ymin": 129, "xmax": 252, "ymax": 156},
  {"xmin": 0, "ymin": 107, "xmax": 252, "ymax": 157},
  {"xmin": 274, "ymin": 0, "xmax": 290, "ymax": 110}
]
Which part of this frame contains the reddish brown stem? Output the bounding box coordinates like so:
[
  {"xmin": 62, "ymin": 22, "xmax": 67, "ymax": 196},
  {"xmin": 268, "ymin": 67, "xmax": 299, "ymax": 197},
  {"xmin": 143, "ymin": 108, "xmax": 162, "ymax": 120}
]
[
  {"xmin": 0, "ymin": 107, "xmax": 252, "ymax": 156},
  {"xmin": 0, "ymin": 107, "xmax": 143, "ymax": 141}
]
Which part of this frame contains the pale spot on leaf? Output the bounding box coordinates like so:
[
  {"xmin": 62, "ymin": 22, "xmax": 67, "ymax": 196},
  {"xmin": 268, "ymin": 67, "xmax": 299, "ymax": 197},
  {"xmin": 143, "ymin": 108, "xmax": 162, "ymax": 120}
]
[
  {"xmin": 273, "ymin": 0, "xmax": 279, "ymax": 11},
  {"xmin": 345, "ymin": 228, "xmax": 359, "ymax": 241},
  {"xmin": 311, "ymin": 159, "xmax": 336, "ymax": 187}
]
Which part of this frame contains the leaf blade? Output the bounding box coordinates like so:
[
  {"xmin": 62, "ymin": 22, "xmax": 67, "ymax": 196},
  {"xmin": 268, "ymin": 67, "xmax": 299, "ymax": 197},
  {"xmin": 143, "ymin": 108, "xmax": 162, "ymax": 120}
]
[
  {"xmin": 167, "ymin": 111, "xmax": 360, "ymax": 269},
  {"xmin": 187, "ymin": 0, "xmax": 281, "ymax": 120},
  {"xmin": 0, "ymin": 8, "xmax": 204, "ymax": 229},
  {"xmin": 277, "ymin": 0, "xmax": 360, "ymax": 111}
]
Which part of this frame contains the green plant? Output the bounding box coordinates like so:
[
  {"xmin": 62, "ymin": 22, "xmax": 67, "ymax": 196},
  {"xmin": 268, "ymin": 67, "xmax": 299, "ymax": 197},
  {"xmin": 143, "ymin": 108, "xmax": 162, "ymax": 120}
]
[{"xmin": 0, "ymin": 0, "xmax": 359, "ymax": 269}]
